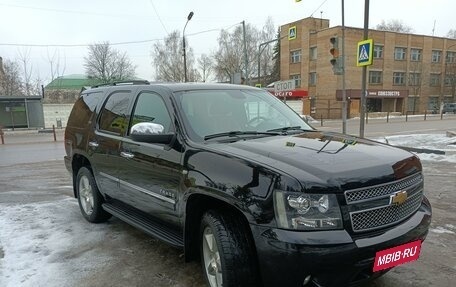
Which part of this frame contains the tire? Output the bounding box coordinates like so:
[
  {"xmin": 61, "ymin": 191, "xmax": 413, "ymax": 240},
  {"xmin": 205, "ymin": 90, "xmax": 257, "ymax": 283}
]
[
  {"xmin": 199, "ymin": 210, "xmax": 259, "ymax": 287},
  {"xmin": 76, "ymin": 167, "xmax": 111, "ymax": 223}
]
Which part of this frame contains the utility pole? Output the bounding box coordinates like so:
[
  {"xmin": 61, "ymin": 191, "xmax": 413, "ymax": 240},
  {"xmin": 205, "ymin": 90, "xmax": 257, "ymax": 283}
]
[
  {"xmin": 341, "ymin": 0, "xmax": 347, "ymax": 134},
  {"xmin": 242, "ymin": 21, "xmax": 249, "ymax": 84},
  {"xmin": 257, "ymin": 36, "xmax": 285, "ymax": 86},
  {"xmin": 359, "ymin": 0, "xmax": 370, "ymax": 138}
]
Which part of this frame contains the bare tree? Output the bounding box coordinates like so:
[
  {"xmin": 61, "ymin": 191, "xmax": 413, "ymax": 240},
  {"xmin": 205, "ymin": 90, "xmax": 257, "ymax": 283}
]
[
  {"xmin": 447, "ymin": 29, "xmax": 456, "ymax": 39},
  {"xmin": 0, "ymin": 58, "xmax": 23, "ymax": 96},
  {"xmin": 151, "ymin": 30, "xmax": 198, "ymax": 82},
  {"xmin": 18, "ymin": 48, "xmax": 34, "ymax": 96},
  {"xmin": 259, "ymin": 17, "xmax": 276, "ymax": 86},
  {"xmin": 84, "ymin": 42, "xmax": 136, "ymax": 83},
  {"xmin": 213, "ymin": 23, "xmax": 260, "ymax": 82},
  {"xmin": 376, "ymin": 19, "xmax": 413, "ymax": 33},
  {"xmin": 46, "ymin": 48, "xmax": 66, "ymax": 82},
  {"xmin": 407, "ymin": 61, "xmax": 425, "ymax": 112},
  {"xmin": 198, "ymin": 54, "xmax": 213, "ymax": 82},
  {"xmin": 213, "ymin": 20, "xmax": 276, "ymax": 84}
]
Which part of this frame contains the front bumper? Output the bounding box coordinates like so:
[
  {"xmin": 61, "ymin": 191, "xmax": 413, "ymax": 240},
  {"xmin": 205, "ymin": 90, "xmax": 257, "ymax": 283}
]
[{"xmin": 250, "ymin": 198, "xmax": 432, "ymax": 287}]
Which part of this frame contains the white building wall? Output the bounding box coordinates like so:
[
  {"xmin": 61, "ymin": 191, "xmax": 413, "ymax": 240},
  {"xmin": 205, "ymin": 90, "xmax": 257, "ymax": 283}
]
[{"xmin": 43, "ymin": 104, "xmax": 74, "ymax": 129}]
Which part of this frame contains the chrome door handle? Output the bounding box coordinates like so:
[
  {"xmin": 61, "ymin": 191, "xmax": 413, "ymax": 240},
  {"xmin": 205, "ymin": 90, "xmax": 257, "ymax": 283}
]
[
  {"xmin": 120, "ymin": 151, "xmax": 135, "ymax": 159},
  {"xmin": 88, "ymin": 141, "xmax": 99, "ymax": 148}
]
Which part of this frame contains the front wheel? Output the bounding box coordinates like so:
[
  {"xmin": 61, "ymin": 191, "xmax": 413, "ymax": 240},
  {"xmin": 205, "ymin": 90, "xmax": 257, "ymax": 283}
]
[
  {"xmin": 76, "ymin": 167, "xmax": 111, "ymax": 223},
  {"xmin": 200, "ymin": 210, "xmax": 259, "ymax": 287}
]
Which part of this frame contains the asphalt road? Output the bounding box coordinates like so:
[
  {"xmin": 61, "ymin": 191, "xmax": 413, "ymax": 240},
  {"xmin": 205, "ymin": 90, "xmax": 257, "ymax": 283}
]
[{"xmin": 0, "ymin": 122, "xmax": 455, "ymax": 287}]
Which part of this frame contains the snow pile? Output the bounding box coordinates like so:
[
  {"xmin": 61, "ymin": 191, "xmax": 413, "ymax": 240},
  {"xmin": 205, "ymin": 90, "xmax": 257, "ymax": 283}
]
[{"xmin": 372, "ymin": 133, "xmax": 456, "ymax": 163}]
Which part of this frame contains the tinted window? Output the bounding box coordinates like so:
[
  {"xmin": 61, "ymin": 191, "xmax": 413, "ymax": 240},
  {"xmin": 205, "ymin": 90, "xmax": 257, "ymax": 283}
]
[
  {"xmin": 130, "ymin": 92, "xmax": 172, "ymax": 133},
  {"xmin": 99, "ymin": 91, "xmax": 132, "ymax": 135},
  {"xmin": 67, "ymin": 92, "xmax": 103, "ymax": 127}
]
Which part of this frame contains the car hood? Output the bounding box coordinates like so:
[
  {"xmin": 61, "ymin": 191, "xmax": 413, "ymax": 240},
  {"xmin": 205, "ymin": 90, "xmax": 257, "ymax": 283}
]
[{"xmin": 209, "ymin": 131, "xmax": 421, "ymax": 192}]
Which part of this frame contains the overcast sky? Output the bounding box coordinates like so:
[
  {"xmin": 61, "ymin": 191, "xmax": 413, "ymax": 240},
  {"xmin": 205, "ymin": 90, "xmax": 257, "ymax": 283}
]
[{"xmin": 0, "ymin": 0, "xmax": 455, "ymax": 84}]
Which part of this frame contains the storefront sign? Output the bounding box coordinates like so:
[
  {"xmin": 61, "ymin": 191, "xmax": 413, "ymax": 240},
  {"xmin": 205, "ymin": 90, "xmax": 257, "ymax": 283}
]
[
  {"xmin": 336, "ymin": 89, "xmax": 408, "ymax": 100},
  {"xmin": 272, "ymin": 89, "xmax": 308, "ymax": 99}
]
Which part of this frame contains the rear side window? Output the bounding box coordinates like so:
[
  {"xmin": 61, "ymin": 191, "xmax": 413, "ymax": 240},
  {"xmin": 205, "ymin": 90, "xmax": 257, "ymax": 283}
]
[
  {"xmin": 98, "ymin": 91, "xmax": 133, "ymax": 135},
  {"xmin": 130, "ymin": 92, "xmax": 172, "ymax": 133},
  {"xmin": 67, "ymin": 92, "xmax": 103, "ymax": 127}
]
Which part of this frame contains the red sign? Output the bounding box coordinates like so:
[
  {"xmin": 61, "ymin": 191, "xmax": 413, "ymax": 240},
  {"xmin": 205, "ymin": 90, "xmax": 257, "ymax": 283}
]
[
  {"xmin": 373, "ymin": 240, "xmax": 422, "ymax": 272},
  {"xmin": 267, "ymin": 89, "xmax": 308, "ymax": 99}
]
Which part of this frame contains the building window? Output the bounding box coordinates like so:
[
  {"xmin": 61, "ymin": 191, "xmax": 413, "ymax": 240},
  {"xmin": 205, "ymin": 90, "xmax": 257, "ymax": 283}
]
[
  {"xmin": 427, "ymin": 97, "xmax": 439, "ymax": 112},
  {"xmin": 430, "ymin": 73, "xmax": 441, "ymax": 86},
  {"xmin": 290, "ymin": 50, "xmax": 302, "ymax": 63},
  {"xmin": 309, "ymin": 47, "xmax": 317, "ymax": 60},
  {"xmin": 369, "ymin": 71, "xmax": 382, "ymax": 84},
  {"xmin": 394, "ymin": 47, "xmax": 406, "ymax": 60},
  {"xmin": 444, "ymin": 74, "xmax": 452, "ymax": 86},
  {"xmin": 373, "ymin": 45, "xmax": 383, "ymax": 58},
  {"xmin": 290, "ymin": 74, "xmax": 301, "ymax": 88},
  {"xmin": 409, "ymin": 73, "xmax": 421, "ymax": 86},
  {"xmin": 393, "ymin": 72, "xmax": 406, "ymax": 85},
  {"xmin": 432, "ymin": 50, "xmax": 441, "ymax": 63},
  {"xmin": 308, "ymin": 72, "xmax": 317, "ymax": 86},
  {"xmin": 446, "ymin": 51, "xmax": 456, "ymax": 63},
  {"xmin": 410, "ymin": 49, "xmax": 422, "ymax": 61}
]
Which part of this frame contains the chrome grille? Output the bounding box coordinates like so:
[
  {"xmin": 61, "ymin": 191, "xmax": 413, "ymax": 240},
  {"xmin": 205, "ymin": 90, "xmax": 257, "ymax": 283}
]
[
  {"xmin": 345, "ymin": 173, "xmax": 423, "ymax": 204},
  {"xmin": 345, "ymin": 172, "xmax": 424, "ymax": 233},
  {"xmin": 350, "ymin": 192, "xmax": 423, "ymax": 232}
]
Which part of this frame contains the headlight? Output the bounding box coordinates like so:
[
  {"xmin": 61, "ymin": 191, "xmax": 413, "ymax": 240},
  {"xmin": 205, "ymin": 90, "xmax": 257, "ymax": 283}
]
[{"xmin": 274, "ymin": 191, "xmax": 343, "ymax": 230}]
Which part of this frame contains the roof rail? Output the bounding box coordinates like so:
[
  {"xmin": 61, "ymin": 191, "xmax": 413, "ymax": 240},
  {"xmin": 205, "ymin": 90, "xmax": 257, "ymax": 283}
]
[{"xmin": 91, "ymin": 80, "xmax": 150, "ymax": 88}]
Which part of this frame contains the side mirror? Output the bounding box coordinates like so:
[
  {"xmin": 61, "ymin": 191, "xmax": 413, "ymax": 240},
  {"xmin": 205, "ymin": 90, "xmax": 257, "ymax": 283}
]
[{"xmin": 130, "ymin": 122, "xmax": 174, "ymax": 144}]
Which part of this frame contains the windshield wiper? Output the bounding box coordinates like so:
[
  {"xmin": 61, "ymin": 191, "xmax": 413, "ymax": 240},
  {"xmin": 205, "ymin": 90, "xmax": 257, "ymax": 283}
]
[
  {"xmin": 267, "ymin": 126, "xmax": 311, "ymax": 134},
  {"xmin": 204, "ymin": 131, "xmax": 280, "ymax": 141}
]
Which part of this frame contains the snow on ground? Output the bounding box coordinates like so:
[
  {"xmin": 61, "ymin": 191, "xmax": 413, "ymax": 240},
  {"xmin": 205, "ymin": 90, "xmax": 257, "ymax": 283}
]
[
  {"xmin": 372, "ymin": 133, "xmax": 456, "ymax": 163},
  {"xmin": 0, "ymin": 196, "xmax": 116, "ymax": 287}
]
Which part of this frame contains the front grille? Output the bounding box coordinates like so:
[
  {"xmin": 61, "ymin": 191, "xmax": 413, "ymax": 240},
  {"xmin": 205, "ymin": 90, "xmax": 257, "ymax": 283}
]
[
  {"xmin": 345, "ymin": 173, "xmax": 422, "ymax": 204},
  {"xmin": 350, "ymin": 192, "xmax": 423, "ymax": 232},
  {"xmin": 345, "ymin": 172, "xmax": 424, "ymax": 233}
]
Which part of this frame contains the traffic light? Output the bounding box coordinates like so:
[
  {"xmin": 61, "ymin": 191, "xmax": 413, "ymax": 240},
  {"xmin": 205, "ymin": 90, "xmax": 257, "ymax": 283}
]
[{"xmin": 329, "ymin": 36, "xmax": 343, "ymax": 75}]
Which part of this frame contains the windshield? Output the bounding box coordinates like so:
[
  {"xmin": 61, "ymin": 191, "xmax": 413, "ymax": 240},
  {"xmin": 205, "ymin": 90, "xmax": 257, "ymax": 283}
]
[{"xmin": 173, "ymin": 89, "xmax": 313, "ymax": 142}]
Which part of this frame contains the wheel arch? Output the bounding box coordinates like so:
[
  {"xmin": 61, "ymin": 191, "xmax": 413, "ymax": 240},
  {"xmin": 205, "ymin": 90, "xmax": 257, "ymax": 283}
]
[
  {"xmin": 183, "ymin": 193, "xmax": 258, "ymax": 263},
  {"xmin": 71, "ymin": 153, "xmax": 92, "ymax": 198}
]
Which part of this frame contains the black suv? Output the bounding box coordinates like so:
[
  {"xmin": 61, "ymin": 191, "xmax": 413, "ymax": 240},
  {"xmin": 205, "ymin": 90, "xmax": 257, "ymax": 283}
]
[{"xmin": 64, "ymin": 82, "xmax": 431, "ymax": 287}]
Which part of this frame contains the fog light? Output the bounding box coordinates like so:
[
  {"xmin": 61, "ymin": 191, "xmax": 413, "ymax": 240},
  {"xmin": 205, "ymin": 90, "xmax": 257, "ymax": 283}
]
[{"xmin": 303, "ymin": 275, "xmax": 312, "ymax": 286}]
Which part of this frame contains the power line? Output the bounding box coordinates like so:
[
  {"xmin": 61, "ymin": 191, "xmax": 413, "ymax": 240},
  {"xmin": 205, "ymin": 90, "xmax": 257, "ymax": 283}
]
[
  {"xmin": 309, "ymin": 0, "xmax": 329, "ymax": 17},
  {"xmin": 0, "ymin": 2, "xmax": 151, "ymax": 18},
  {"xmin": 148, "ymin": 0, "xmax": 168, "ymax": 34},
  {"xmin": 0, "ymin": 23, "xmax": 240, "ymax": 48}
]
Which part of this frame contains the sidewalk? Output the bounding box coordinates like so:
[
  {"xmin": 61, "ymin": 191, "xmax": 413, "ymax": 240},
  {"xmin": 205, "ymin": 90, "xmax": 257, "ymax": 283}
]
[{"xmin": 0, "ymin": 128, "xmax": 65, "ymax": 145}]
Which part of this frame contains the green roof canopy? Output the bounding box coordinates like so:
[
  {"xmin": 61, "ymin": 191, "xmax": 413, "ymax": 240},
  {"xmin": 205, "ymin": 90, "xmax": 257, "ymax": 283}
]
[{"xmin": 45, "ymin": 74, "xmax": 102, "ymax": 90}]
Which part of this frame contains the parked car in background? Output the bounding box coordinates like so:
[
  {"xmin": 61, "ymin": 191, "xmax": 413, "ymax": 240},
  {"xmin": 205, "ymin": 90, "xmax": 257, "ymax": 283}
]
[
  {"xmin": 442, "ymin": 103, "xmax": 456, "ymax": 113},
  {"xmin": 64, "ymin": 82, "xmax": 431, "ymax": 287}
]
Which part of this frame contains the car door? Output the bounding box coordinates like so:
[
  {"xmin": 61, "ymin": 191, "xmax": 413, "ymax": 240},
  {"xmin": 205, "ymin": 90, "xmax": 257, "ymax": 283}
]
[
  {"xmin": 117, "ymin": 88, "xmax": 184, "ymax": 226},
  {"xmin": 89, "ymin": 88, "xmax": 135, "ymax": 199}
]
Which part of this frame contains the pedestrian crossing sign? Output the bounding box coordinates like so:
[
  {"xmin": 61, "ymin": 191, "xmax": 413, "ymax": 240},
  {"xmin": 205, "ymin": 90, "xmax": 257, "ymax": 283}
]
[
  {"xmin": 357, "ymin": 39, "xmax": 373, "ymax": 66},
  {"xmin": 289, "ymin": 26, "xmax": 297, "ymax": 40}
]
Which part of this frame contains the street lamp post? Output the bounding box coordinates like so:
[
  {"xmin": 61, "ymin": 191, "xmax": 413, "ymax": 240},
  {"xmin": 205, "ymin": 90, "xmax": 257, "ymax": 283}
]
[{"xmin": 183, "ymin": 11, "xmax": 194, "ymax": 83}]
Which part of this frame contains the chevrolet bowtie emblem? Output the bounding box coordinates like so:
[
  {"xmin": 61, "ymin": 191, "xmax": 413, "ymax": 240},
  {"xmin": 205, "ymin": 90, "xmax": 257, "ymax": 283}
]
[{"xmin": 391, "ymin": 190, "xmax": 408, "ymax": 205}]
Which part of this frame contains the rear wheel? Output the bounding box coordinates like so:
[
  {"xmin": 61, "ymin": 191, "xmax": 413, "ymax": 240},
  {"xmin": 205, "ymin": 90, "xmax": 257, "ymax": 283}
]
[
  {"xmin": 200, "ymin": 210, "xmax": 259, "ymax": 287},
  {"xmin": 76, "ymin": 167, "xmax": 111, "ymax": 223}
]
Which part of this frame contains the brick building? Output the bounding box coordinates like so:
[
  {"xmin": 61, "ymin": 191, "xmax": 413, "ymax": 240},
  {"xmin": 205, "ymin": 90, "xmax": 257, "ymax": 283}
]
[{"xmin": 280, "ymin": 17, "xmax": 456, "ymax": 119}]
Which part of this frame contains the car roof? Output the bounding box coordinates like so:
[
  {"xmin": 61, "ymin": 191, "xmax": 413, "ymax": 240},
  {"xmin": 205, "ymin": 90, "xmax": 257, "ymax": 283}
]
[{"xmin": 82, "ymin": 82, "xmax": 259, "ymax": 94}]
